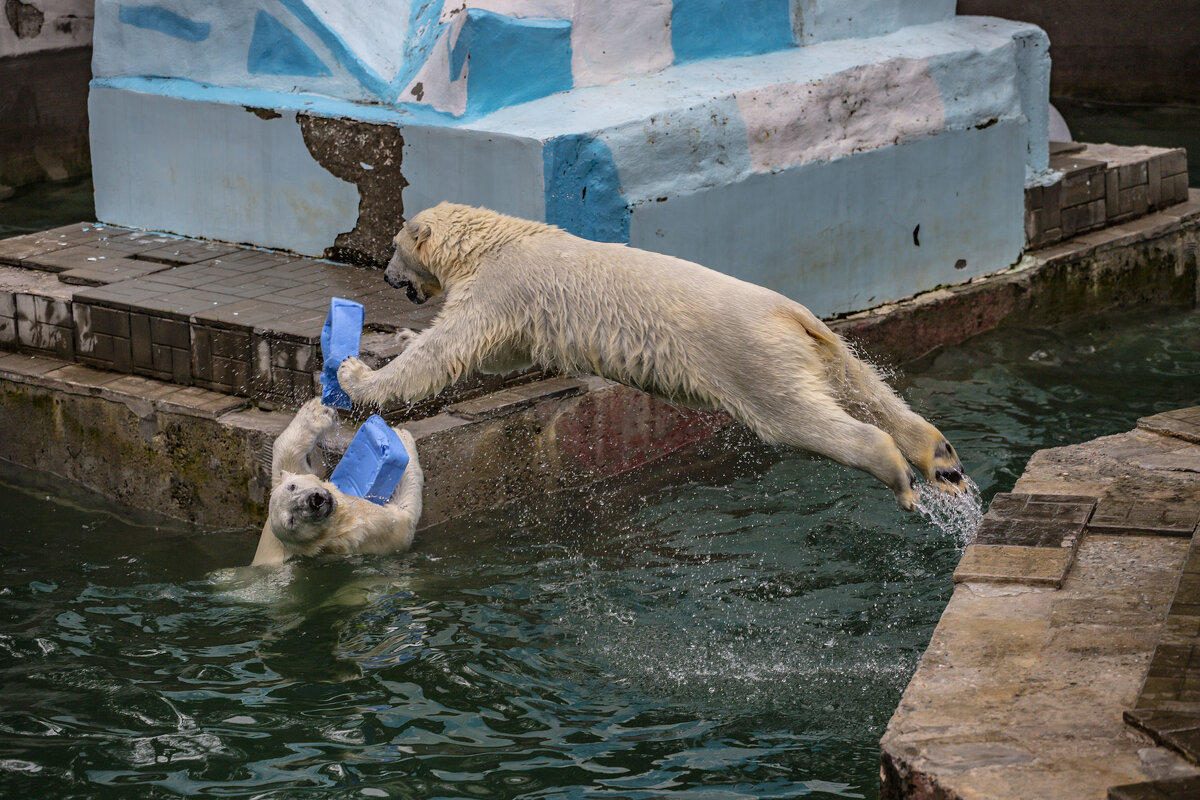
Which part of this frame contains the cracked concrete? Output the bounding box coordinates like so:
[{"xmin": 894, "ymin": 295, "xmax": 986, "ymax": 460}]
[{"xmin": 882, "ymin": 414, "xmax": 1200, "ymax": 799}]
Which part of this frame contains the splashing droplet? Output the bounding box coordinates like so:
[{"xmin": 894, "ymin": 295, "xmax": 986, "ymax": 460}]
[{"xmin": 916, "ymin": 477, "xmax": 983, "ymax": 547}]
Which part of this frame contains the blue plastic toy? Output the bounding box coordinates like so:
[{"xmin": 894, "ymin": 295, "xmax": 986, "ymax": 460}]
[
  {"xmin": 320, "ymin": 297, "xmax": 364, "ymax": 409},
  {"xmin": 329, "ymin": 415, "xmax": 409, "ymax": 505}
]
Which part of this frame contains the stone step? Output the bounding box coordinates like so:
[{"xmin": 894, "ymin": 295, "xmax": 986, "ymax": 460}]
[
  {"xmin": 1, "ymin": 182, "xmax": 1197, "ymax": 418},
  {"xmin": 1026, "ymin": 142, "xmax": 1190, "ymax": 250},
  {"xmin": 0, "ymin": 223, "xmax": 546, "ymax": 416}
]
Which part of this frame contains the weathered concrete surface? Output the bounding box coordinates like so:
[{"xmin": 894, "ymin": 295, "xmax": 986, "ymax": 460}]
[
  {"xmin": 836, "ymin": 190, "xmax": 1200, "ymax": 364},
  {"xmin": 0, "ymin": 352, "xmax": 273, "ymax": 528},
  {"xmin": 0, "ymin": 352, "xmax": 726, "ymax": 531},
  {"xmin": 881, "ymin": 419, "xmax": 1200, "ymax": 799}
]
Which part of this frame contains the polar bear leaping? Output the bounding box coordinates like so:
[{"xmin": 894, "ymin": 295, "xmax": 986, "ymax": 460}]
[
  {"xmin": 251, "ymin": 398, "xmax": 425, "ymax": 566},
  {"xmin": 337, "ymin": 203, "xmax": 966, "ymax": 510}
]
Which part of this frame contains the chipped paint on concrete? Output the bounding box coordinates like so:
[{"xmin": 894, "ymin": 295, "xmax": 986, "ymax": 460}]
[
  {"xmin": 90, "ymin": 86, "xmax": 359, "ymax": 255},
  {"xmin": 735, "ymin": 57, "xmax": 944, "ymax": 172}
]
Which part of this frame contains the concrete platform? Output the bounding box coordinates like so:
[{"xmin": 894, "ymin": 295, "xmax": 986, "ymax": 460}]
[
  {"xmin": 881, "ymin": 409, "xmax": 1200, "ymax": 799},
  {"xmin": 88, "ymin": 2, "xmax": 1053, "ymax": 318}
]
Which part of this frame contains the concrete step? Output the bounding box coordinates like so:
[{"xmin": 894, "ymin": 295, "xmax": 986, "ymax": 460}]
[
  {"xmin": 1026, "ymin": 142, "xmax": 1190, "ymax": 250},
  {"xmin": 0, "ymin": 224, "xmax": 549, "ymax": 416}
]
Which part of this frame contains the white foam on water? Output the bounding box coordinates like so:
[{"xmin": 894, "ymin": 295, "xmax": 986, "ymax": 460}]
[{"xmin": 915, "ymin": 477, "xmax": 983, "ymax": 547}]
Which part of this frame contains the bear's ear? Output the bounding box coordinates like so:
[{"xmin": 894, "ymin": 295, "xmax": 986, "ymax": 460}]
[{"xmin": 406, "ymin": 220, "xmax": 432, "ymax": 247}]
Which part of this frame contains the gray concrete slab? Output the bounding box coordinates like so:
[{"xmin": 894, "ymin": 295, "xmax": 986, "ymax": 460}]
[{"xmin": 883, "ymin": 415, "xmax": 1200, "ymax": 799}]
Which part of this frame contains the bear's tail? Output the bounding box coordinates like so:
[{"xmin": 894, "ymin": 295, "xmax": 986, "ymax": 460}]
[
  {"xmin": 775, "ymin": 302, "xmax": 851, "ymax": 381},
  {"xmin": 775, "ymin": 303, "xmax": 840, "ymax": 349}
]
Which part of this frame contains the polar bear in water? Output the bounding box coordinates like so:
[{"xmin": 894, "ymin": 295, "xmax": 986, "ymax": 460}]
[
  {"xmin": 337, "ymin": 203, "xmax": 965, "ymax": 510},
  {"xmin": 251, "ymin": 399, "xmax": 424, "ymax": 566}
]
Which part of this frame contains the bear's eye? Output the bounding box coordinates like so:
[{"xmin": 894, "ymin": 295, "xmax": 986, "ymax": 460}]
[{"xmin": 286, "ymin": 483, "xmax": 296, "ymax": 492}]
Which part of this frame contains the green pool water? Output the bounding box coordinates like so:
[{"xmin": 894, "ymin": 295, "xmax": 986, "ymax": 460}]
[{"xmin": 1, "ymin": 307, "xmax": 1198, "ymax": 799}]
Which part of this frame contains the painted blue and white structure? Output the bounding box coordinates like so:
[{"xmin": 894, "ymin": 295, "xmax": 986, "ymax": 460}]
[{"xmin": 90, "ymin": 0, "xmax": 1051, "ymax": 317}]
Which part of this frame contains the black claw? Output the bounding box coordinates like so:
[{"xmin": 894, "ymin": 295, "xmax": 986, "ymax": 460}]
[
  {"xmin": 937, "ymin": 469, "xmax": 962, "ymax": 484},
  {"xmin": 907, "ymin": 469, "xmax": 918, "ymax": 489}
]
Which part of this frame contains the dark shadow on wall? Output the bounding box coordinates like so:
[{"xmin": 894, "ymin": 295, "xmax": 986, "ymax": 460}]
[
  {"xmin": 0, "ymin": 45, "xmax": 93, "ymax": 195},
  {"xmin": 957, "ymin": 1, "xmax": 1200, "ymax": 105}
]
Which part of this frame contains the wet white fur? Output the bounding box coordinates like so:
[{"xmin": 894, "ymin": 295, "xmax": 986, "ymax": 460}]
[
  {"xmin": 338, "ymin": 203, "xmax": 963, "ymax": 509},
  {"xmin": 251, "ymin": 399, "xmax": 425, "ymax": 565}
]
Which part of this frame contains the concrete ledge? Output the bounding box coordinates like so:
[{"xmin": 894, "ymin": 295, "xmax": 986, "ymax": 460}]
[
  {"xmin": 0, "ymin": 353, "xmax": 727, "ymax": 531},
  {"xmin": 0, "ymin": 184, "xmax": 1195, "ymax": 535},
  {"xmin": 883, "ymin": 416, "xmax": 1200, "ymax": 799},
  {"xmin": 1140, "ymin": 408, "xmax": 1200, "ymax": 445},
  {"xmin": 836, "ymin": 190, "xmax": 1200, "ymax": 363}
]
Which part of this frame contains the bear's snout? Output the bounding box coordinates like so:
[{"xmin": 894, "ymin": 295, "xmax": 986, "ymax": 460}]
[
  {"xmin": 303, "ymin": 488, "xmax": 335, "ymax": 519},
  {"xmin": 397, "ymin": 277, "xmax": 425, "ymax": 304}
]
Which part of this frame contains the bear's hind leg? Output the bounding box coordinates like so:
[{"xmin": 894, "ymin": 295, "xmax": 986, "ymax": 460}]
[
  {"xmin": 823, "ymin": 350, "xmax": 966, "ymax": 495},
  {"xmin": 747, "ymin": 395, "xmax": 921, "ymax": 511}
]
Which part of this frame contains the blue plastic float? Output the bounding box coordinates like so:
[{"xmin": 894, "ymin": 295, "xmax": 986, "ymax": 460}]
[
  {"xmin": 320, "ymin": 297, "xmax": 408, "ymax": 504},
  {"xmin": 329, "ymin": 414, "xmax": 409, "ymax": 505},
  {"xmin": 320, "ymin": 296, "xmax": 364, "ymax": 409}
]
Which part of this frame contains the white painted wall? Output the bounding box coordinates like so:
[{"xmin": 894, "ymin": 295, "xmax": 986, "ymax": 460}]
[
  {"xmin": 628, "ymin": 123, "xmax": 1026, "ymax": 317},
  {"xmin": 402, "ymin": 125, "xmax": 545, "ymax": 221},
  {"xmin": 793, "ymin": 0, "xmax": 955, "ymax": 45},
  {"xmin": 90, "ymin": 87, "xmax": 359, "ymax": 255}
]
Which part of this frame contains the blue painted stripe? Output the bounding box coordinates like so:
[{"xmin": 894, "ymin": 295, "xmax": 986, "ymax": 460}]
[
  {"xmin": 671, "ymin": 0, "xmax": 793, "ymax": 64},
  {"xmin": 247, "ymin": 10, "xmax": 332, "ymax": 78},
  {"xmin": 117, "ymin": 4, "xmax": 210, "ymax": 42},
  {"xmin": 543, "ymin": 135, "xmax": 630, "ymax": 244},
  {"xmin": 397, "ymin": 0, "xmax": 449, "ymax": 100},
  {"xmin": 275, "ymin": 0, "xmax": 391, "ymax": 98},
  {"xmin": 458, "ymin": 9, "xmax": 573, "ymax": 117}
]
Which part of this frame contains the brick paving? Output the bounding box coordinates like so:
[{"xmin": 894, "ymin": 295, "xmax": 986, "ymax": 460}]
[
  {"xmin": 0, "ymin": 222, "xmax": 445, "ymax": 407},
  {"xmin": 954, "ymin": 492, "xmax": 1096, "ymax": 586},
  {"xmin": 1026, "ymin": 143, "xmax": 1190, "ymax": 250}
]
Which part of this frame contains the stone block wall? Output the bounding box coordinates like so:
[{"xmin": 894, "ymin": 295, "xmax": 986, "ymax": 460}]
[
  {"xmin": 90, "ymin": 1, "xmax": 1052, "ymax": 320},
  {"xmin": 1026, "ymin": 144, "xmax": 1190, "ymax": 250}
]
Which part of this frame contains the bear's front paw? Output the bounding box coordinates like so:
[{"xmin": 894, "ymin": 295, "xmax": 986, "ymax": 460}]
[
  {"xmin": 394, "ymin": 328, "xmax": 417, "ymax": 351},
  {"xmin": 337, "ymin": 357, "xmax": 374, "ymax": 402},
  {"xmin": 394, "ymin": 427, "xmax": 417, "ymax": 455},
  {"xmin": 929, "ymin": 439, "xmax": 967, "ymax": 495},
  {"xmin": 292, "ymin": 397, "xmax": 337, "ymax": 438}
]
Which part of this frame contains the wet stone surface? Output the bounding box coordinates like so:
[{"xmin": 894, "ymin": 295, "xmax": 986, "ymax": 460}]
[
  {"xmin": 1090, "ymin": 499, "xmax": 1200, "ymax": 537},
  {"xmin": 0, "ymin": 222, "xmax": 461, "ymax": 409},
  {"xmin": 1126, "ymin": 535, "xmax": 1200, "ymax": 766},
  {"xmin": 885, "ymin": 412, "xmax": 1200, "ymax": 799},
  {"xmin": 1140, "ymin": 407, "xmax": 1200, "ymax": 445},
  {"xmin": 954, "ymin": 493, "xmax": 1097, "ymax": 586}
]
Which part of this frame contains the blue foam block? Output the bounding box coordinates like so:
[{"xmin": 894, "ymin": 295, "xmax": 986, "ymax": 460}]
[
  {"xmin": 329, "ymin": 415, "xmax": 409, "ymax": 505},
  {"xmin": 320, "ymin": 297, "xmax": 364, "ymax": 409}
]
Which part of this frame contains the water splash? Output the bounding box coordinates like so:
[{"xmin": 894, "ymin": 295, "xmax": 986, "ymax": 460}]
[{"xmin": 915, "ymin": 477, "xmax": 983, "ymax": 547}]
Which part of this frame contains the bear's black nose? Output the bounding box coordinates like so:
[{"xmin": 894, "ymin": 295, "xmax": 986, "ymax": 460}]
[{"xmin": 305, "ymin": 490, "xmax": 333, "ymax": 517}]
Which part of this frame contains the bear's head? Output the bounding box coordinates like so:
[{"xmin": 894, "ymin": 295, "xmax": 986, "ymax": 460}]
[
  {"xmin": 385, "ymin": 219, "xmax": 442, "ymax": 305},
  {"xmin": 268, "ymin": 471, "xmax": 339, "ymax": 551}
]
